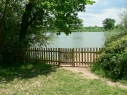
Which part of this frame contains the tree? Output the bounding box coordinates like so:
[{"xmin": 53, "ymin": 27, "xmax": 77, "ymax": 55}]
[
  {"xmin": 0, "ymin": 0, "xmax": 95, "ymax": 65},
  {"xmin": 102, "ymin": 18, "xmax": 115, "ymax": 30},
  {"xmin": 70, "ymin": 19, "xmax": 84, "ymax": 30}
]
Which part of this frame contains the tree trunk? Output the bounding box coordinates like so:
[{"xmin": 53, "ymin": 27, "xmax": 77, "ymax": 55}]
[
  {"xmin": 19, "ymin": 1, "xmax": 41, "ymax": 48},
  {"xmin": 19, "ymin": 2, "xmax": 34, "ymax": 44},
  {"xmin": 0, "ymin": 0, "xmax": 9, "ymax": 55}
]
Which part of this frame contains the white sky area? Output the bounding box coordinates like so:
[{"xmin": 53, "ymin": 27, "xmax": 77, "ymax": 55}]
[{"xmin": 78, "ymin": 0, "xmax": 127, "ymax": 27}]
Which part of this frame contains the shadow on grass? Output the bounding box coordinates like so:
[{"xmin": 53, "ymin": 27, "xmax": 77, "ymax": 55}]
[{"xmin": 0, "ymin": 61, "xmax": 58, "ymax": 83}]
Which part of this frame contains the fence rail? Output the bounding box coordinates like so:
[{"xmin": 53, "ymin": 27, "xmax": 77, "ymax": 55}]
[{"xmin": 16, "ymin": 48, "xmax": 104, "ymax": 66}]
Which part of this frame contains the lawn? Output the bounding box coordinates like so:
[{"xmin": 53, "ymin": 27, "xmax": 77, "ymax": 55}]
[{"xmin": 0, "ymin": 62, "xmax": 127, "ymax": 95}]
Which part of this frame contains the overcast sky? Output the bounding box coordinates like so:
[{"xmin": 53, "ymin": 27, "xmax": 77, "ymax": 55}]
[{"xmin": 78, "ymin": 0, "xmax": 126, "ymax": 27}]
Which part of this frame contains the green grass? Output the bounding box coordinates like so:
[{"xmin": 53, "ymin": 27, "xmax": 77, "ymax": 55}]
[{"xmin": 0, "ymin": 62, "xmax": 127, "ymax": 95}]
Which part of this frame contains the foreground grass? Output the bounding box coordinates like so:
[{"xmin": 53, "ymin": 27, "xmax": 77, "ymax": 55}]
[{"xmin": 0, "ymin": 63, "xmax": 127, "ymax": 95}]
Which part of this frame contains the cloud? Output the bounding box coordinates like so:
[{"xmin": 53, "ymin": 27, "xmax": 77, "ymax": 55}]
[
  {"xmin": 78, "ymin": 8, "xmax": 123, "ymax": 27},
  {"xmin": 78, "ymin": 0, "xmax": 126, "ymax": 26}
]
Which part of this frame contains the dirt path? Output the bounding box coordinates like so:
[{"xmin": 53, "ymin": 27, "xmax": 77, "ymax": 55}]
[{"xmin": 60, "ymin": 65, "xmax": 127, "ymax": 89}]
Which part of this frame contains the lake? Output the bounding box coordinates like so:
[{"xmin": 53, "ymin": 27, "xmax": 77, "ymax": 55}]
[{"xmin": 48, "ymin": 32, "xmax": 105, "ymax": 48}]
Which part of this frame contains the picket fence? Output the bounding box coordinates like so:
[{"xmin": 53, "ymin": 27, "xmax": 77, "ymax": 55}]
[{"xmin": 16, "ymin": 48, "xmax": 104, "ymax": 66}]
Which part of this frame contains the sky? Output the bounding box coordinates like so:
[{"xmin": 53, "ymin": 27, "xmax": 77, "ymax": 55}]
[{"xmin": 78, "ymin": 0, "xmax": 126, "ymax": 27}]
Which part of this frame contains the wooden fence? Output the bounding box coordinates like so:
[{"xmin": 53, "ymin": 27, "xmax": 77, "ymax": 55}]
[{"xmin": 17, "ymin": 48, "xmax": 104, "ymax": 66}]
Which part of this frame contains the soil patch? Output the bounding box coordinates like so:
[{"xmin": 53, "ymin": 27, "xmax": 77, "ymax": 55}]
[{"xmin": 60, "ymin": 65, "xmax": 127, "ymax": 89}]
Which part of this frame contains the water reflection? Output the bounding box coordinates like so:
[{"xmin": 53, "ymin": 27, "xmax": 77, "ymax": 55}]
[{"xmin": 48, "ymin": 32, "xmax": 105, "ymax": 48}]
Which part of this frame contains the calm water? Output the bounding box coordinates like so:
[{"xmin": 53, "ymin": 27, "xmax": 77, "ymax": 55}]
[{"xmin": 48, "ymin": 32, "xmax": 105, "ymax": 48}]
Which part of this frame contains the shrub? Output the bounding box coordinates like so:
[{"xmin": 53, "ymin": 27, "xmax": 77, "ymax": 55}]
[
  {"xmin": 92, "ymin": 35, "xmax": 127, "ymax": 81},
  {"xmin": 92, "ymin": 9, "xmax": 127, "ymax": 81},
  {"xmin": 104, "ymin": 27, "xmax": 127, "ymax": 46}
]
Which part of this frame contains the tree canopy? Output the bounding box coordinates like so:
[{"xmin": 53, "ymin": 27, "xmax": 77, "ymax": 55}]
[
  {"xmin": 102, "ymin": 18, "xmax": 115, "ymax": 30},
  {"xmin": 0, "ymin": 0, "xmax": 95, "ymax": 65}
]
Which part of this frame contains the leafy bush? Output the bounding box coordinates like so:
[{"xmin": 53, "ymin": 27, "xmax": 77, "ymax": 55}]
[
  {"xmin": 92, "ymin": 9, "xmax": 127, "ymax": 81},
  {"xmin": 92, "ymin": 35, "xmax": 127, "ymax": 81},
  {"xmin": 104, "ymin": 27, "xmax": 127, "ymax": 46}
]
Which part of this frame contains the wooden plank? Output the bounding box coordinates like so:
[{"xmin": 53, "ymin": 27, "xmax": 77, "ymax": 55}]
[
  {"xmin": 75, "ymin": 48, "xmax": 77, "ymax": 65},
  {"xmin": 46, "ymin": 48, "xmax": 47, "ymax": 62},
  {"xmin": 46, "ymin": 48, "xmax": 48, "ymax": 62},
  {"xmin": 67, "ymin": 48, "xmax": 69, "ymax": 65},
  {"xmin": 47, "ymin": 48, "xmax": 49, "ymax": 62},
  {"xmin": 61, "ymin": 48, "xmax": 63, "ymax": 64},
  {"xmin": 87, "ymin": 48, "xmax": 89, "ymax": 65},
  {"xmin": 63, "ymin": 48, "xmax": 65, "ymax": 65},
  {"xmin": 93, "ymin": 48, "xmax": 95, "ymax": 63},
  {"xmin": 35, "ymin": 48, "xmax": 37, "ymax": 61},
  {"xmin": 42, "ymin": 48, "xmax": 44, "ymax": 61},
  {"xmin": 50, "ymin": 48, "xmax": 51, "ymax": 64},
  {"xmin": 35, "ymin": 48, "xmax": 37, "ymax": 62},
  {"xmin": 90, "ymin": 48, "xmax": 92, "ymax": 65},
  {"xmin": 70, "ymin": 48, "xmax": 72, "ymax": 65},
  {"xmin": 29, "ymin": 48, "xmax": 31, "ymax": 62},
  {"xmin": 37, "ymin": 48, "xmax": 39, "ymax": 61},
  {"xmin": 63, "ymin": 48, "xmax": 68, "ymax": 64},
  {"xmin": 44, "ymin": 48, "xmax": 46, "ymax": 62},
  {"xmin": 56, "ymin": 48, "xmax": 58, "ymax": 65},
  {"xmin": 31, "ymin": 48, "xmax": 33, "ymax": 61},
  {"xmin": 69, "ymin": 48, "xmax": 71, "ymax": 65},
  {"xmin": 40, "ymin": 48, "xmax": 42, "ymax": 62},
  {"xmin": 58, "ymin": 48, "xmax": 60, "ymax": 66},
  {"xmin": 96, "ymin": 48, "xmax": 98, "ymax": 62},
  {"xmin": 81, "ymin": 48, "xmax": 83, "ymax": 65},
  {"xmin": 79, "ymin": 48, "xmax": 80, "ymax": 65},
  {"xmin": 51, "ymin": 48, "xmax": 52, "ymax": 64},
  {"xmin": 84, "ymin": 48, "xmax": 86, "ymax": 65},
  {"xmin": 72, "ymin": 48, "xmax": 75, "ymax": 66},
  {"xmin": 32, "ymin": 48, "xmax": 35, "ymax": 61}
]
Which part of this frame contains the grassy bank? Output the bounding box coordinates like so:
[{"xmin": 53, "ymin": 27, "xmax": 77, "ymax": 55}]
[
  {"xmin": 0, "ymin": 62, "xmax": 127, "ymax": 95},
  {"xmin": 49, "ymin": 27, "xmax": 104, "ymax": 33}
]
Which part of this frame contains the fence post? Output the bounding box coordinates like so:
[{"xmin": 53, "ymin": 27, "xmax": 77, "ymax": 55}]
[
  {"xmin": 81, "ymin": 48, "xmax": 83, "ymax": 65},
  {"xmin": 72, "ymin": 48, "xmax": 75, "ymax": 67},
  {"xmin": 58, "ymin": 48, "xmax": 61, "ymax": 66},
  {"xmin": 90, "ymin": 48, "xmax": 92, "ymax": 65},
  {"xmin": 96, "ymin": 48, "xmax": 99, "ymax": 62},
  {"xmin": 35, "ymin": 48, "xmax": 37, "ymax": 62},
  {"xmin": 93, "ymin": 48, "xmax": 95, "ymax": 63}
]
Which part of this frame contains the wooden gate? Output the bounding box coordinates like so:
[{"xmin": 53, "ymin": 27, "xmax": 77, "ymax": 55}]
[{"xmin": 58, "ymin": 48, "xmax": 103, "ymax": 66}]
